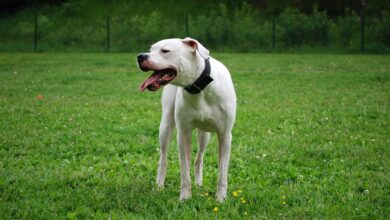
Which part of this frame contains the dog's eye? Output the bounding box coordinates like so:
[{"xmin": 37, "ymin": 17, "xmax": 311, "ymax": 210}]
[{"xmin": 161, "ymin": 49, "xmax": 170, "ymax": 54}]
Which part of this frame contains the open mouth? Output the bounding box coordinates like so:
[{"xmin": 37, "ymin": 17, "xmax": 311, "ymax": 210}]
[{"xmin": 138, "ymin": 68, "xmax": 177, "ymax": 92}]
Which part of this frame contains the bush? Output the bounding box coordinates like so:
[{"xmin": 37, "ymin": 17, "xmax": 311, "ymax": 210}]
[
  {"xmin": 310, "ymin": 7, "xmax": 332, "ymax": 45},
  {"xmin": 190, "ymin": 4, "xmax": 231, "ymax": 50},
  {"xmin": 191, "ymin": 2, "xmax": 269, "ymax": 52},
  {"xmin": 277, "ymin": 8, "xmax": 311, "ymax": 46},
  {"xmin": 231, "ymin": 2, "xmax": 268, "ymax": 52},
  {"xmin": 335, "ymin": 10, "xmax": 359, "ymax": 47},
  {"xmin": 44, "ymin": 18, "xmax": 105, "ymax": 51},
  {"xmin": 370, "ymin": 10, "xmax": 390, "ymax": 45},
  {"xmin": 133, "ymin": 12, "xmax": 181, "ymax": 49},
  {"xmin": 277, "ymin": 7, "xmax": 331, "ymax": 47}
]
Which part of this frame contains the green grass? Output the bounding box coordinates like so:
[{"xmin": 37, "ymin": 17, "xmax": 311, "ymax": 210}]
[{"xmin": 0, "ymin": 52, "xmax": 389, "ymax": 219}]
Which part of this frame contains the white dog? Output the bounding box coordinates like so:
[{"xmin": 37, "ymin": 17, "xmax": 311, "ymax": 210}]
[{"xmin": 137, "ymin": 37, "xmax": 236, "ymax": 201}]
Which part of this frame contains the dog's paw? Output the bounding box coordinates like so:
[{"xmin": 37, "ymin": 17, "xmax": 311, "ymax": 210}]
[
  {"xmin": 179, "ymin": 188, "xmax": 192, "ymax": 201},
  {"xmin": 195, "ymin": 164, "xmax": 203, "ymax": 186},
  {"xmin": 215, "ymin": 188, "xmax": 227, "ymax": 202},
  {"xmin": 156, "ymin": 180, "xmax": 165, "ymax": 188},
  {"xmin": 195, "ymin": 179, "xmax": 203, "ymax": 187},
  {"xmin": 215, "ymin": 194, "xmax": 226, "ymax": 202}
]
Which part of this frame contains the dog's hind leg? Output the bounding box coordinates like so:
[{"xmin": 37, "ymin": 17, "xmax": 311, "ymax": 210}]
[
  {"xmin": 195, "ymin": 129, "xmax": 210, "ymax": 186},
  {"xmin": 156, "ymin": 85, "xmax": 177, "ymax": 187}
]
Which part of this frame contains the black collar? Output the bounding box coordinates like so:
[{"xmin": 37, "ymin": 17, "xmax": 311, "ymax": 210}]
[{"xmin": 184, "ymin": 58, "xmax": 213, "ymax": 94}]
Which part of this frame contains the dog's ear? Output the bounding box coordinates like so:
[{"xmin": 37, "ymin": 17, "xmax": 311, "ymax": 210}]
[{"xmin": 182, "ymin": 37, "xmax": 209, "ymax": 59}]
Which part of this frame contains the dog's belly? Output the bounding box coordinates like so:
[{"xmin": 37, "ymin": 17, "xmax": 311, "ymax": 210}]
[
  {"xmin": 192, "ymin": 117, "xmax": 219, "ymax": 132},
  {"xmin": 188, "ymin": 105, "xmax": 231, "ymax": 133}
]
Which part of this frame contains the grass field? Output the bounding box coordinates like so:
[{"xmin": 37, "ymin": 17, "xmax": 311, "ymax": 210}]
[{"xmin": 0, "ymin": 53, "xmax": 389, "ymax": 219}]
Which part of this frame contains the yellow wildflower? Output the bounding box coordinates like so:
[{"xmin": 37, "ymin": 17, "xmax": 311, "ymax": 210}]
[
  {"xmin": 240, "ymin": 197, "xmax": 246, "ymax": 204},
  {"xmin": 233, "ymin": 191, "xmax": 239, "ymax": 197},
  {"xmin": 213, "ymin": 207, "xmax": 219, "ymax": 213}
]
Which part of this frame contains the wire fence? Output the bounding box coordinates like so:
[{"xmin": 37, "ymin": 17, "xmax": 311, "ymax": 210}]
[{"xmin": 0, "ymin": 10, "xmax": 389, "ymax": 53}]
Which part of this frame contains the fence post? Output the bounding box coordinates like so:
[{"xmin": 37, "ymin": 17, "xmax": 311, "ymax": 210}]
[
  {"xmin": 272, "ymin": 16, "xmax": 276, "ymax": 50},
  {"xmin": 360, "ymin": 10, "xmax": 365, "ymax": 53},
  {"xmin": 360, "ymin": 0, "xmax": 366, "ymax": 53},
  {"xmin": 185, "ymin": 14, "xmax": 189, "ymax": 37},
  {"xmin": 106, "ymin": 16, "xmax": 110, "ymax": 52},
  {"xmin": 34, "ymin": 14, "xmax": 38, "ymax": 52}
]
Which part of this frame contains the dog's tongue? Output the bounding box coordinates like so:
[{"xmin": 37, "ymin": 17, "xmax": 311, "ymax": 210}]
[{"xmin": 138, "ymin": 71, "xmax": 164, "ymax": 92}]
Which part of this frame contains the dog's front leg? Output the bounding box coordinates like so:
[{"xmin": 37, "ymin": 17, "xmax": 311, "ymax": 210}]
[
  {"xmin": 177, "ymin": 129, "xmax": 192, "ymax": 200},
  {"xmin": 156, "ymin": 85, "xmax": 177, "ymax": 187},
  {"xmin": 216, "ymin": 132, "xmax": 232, "ymax": 202},
  {"xmin": 156, "ymin": 113, "xmax": 175, "ymax": 187}
]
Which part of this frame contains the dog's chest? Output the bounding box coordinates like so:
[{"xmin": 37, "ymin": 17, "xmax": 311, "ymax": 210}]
[
  {"xmin": 183, "ymin": 101, "xmax": 227, "ymax": 132},
  {"xmin": 191, "ymin": 113, "xmax": 218, "ymax": 132}
]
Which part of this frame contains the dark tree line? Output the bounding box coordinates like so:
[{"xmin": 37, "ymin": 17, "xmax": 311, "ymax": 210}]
[{"xmin": 1, "ymin": 0, "xmax": 389, "ymax": 17}]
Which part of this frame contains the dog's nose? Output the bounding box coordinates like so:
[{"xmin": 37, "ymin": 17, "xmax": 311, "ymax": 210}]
[{"xmin": 137, "ymin": 53, "xmax": 148, "ymax": 64}]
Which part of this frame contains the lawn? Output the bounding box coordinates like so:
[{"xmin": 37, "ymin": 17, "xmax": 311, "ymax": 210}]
[{"xmin": 0, "ymin": 53, "xmax": 389, "ymax": 219}]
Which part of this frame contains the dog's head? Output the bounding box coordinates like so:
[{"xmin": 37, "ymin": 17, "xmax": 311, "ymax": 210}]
[{"xmin": 137, "ymin": 37, "xmax": 209, "ymax": 91}]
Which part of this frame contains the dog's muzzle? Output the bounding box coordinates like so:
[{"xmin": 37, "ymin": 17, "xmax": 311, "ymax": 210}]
[{"xmin": 137, "ymin": 53, "xmax": 177, "ymax": 92}]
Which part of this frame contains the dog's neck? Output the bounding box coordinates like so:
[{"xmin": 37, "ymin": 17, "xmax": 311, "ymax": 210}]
[
  {"xmin": 172, "ymin": 54, "xmax": 207, "ymax": 88},
  {"xmin": 184, "ymin": 58, "xmax": 213, "ymax": 94}
]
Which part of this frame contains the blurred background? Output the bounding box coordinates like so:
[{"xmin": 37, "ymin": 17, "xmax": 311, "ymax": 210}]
[{"xmin": 0, "ymin": 0, "xmax": 389, "ymax": 53}]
